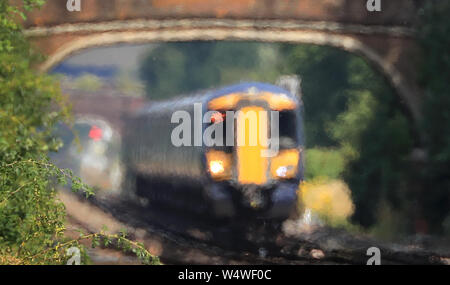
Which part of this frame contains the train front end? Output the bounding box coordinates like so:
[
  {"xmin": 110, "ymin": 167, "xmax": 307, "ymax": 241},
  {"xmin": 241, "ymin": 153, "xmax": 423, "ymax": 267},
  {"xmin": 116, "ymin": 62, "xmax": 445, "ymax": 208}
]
[{"xmin": 204, "ymin": 83, "xmax": 304, "ymax": 220}]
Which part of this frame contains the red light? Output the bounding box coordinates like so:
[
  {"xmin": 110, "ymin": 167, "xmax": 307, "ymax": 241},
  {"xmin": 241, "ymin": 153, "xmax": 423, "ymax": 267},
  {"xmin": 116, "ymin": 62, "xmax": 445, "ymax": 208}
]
[
  {"xmin": 89, "ymin": 125, "xmax": 103, "ymax": 141},
  {"xmin": 211, "ymin": 112, "xmax": 225, "ymax": 123}
]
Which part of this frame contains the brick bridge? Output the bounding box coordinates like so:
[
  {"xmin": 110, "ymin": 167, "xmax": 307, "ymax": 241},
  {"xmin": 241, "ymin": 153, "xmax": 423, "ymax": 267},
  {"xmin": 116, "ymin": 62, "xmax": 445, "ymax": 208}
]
[{"xmin": 21, "ymin": 0, "xmax": 426, "ymax": 129}]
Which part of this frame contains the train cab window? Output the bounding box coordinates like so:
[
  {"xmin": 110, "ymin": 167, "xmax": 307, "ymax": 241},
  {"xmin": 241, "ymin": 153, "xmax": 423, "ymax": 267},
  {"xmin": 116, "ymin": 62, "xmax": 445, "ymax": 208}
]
[
  {"xmin": 208, "ymin": 110, "xmax": 233, "ymax": 153},
  {"xmin": 278, "ymin": 110, "xmax": 298, "ymax": 149}
]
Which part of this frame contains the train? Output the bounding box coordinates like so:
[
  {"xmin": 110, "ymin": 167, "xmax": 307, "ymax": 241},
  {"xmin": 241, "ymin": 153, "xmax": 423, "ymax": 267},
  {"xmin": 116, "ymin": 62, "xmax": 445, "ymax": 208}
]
[{"xmin": 123, "ymin": 82, "xmax": 305, "ymax": 221}]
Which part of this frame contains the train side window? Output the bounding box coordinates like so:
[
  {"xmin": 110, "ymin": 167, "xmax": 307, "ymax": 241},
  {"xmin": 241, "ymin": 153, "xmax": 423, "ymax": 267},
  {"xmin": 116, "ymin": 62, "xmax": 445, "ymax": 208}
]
[{"xmin": 278, "ymin": 110, "xmax": 298, "ymax": 149}]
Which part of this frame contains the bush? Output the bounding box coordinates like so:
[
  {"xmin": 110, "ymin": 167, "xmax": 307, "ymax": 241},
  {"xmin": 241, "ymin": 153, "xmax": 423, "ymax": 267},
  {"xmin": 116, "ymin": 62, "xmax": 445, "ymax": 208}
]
[
  {"xmin": 418, "ymin": 0, "xmax": 450, "ymax": 233},
  {"xmin": 0, "ymin": 0, "xmax": 79, "ymax": 263},
  {"xmin": 304, "ymin": 148, "xmax": 345, "ymax": 180},
  {"xmin": 299, "ymin": 178, "xmax": 355, "ymax": 226},
  {"xmin": 0, "ymin": 0, "xmax": 160, "ymax": 265}
]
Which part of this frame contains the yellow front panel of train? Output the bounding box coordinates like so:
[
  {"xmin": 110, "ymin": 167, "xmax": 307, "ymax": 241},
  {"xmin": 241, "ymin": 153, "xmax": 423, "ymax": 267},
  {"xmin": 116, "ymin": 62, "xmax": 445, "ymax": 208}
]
[{"xmin": 236, "ymin": 106, "xmax": 268, "ymax": 185}]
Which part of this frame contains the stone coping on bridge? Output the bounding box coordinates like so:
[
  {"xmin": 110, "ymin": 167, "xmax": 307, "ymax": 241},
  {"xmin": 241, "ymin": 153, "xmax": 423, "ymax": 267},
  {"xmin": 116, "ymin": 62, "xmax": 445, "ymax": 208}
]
[{"xmin": 24, "ymin": 18, "xmax": 416, "ymax": 38}]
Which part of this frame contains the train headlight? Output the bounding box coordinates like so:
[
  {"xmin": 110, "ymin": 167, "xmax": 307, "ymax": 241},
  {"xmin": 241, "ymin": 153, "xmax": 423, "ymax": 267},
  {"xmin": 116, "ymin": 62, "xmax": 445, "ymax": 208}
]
[
  {"xmin": 276, "ymin": 166, "xmax": 293, "ymax": 178},
  {"xmin": 206, "ymin": 150, "xmax": 232, "ymax": 180},
  {"xmin": 271, "ymin": 149, "xmax": 300, "ymax": 179},
  {"xmin": 210, "ymin": 160, "xmax": 225, "ymax": 174}
]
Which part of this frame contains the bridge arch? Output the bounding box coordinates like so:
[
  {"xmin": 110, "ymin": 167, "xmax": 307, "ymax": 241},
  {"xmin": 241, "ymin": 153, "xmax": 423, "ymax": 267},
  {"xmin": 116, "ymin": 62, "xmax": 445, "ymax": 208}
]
[
  {"xmin": 21, "ymin": 0, "xmax": 425, "ymax": 134},
  {"xmin": 33, "ymin": 23, "xmax": 421, "ymax": 126}
]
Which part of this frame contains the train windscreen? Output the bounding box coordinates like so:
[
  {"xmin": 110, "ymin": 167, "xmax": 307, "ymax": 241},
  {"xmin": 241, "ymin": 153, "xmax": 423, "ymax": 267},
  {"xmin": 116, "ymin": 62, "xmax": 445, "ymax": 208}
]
[{"xmin": 279, "ymin": 110, "xmax": 299, "ymax": 149}]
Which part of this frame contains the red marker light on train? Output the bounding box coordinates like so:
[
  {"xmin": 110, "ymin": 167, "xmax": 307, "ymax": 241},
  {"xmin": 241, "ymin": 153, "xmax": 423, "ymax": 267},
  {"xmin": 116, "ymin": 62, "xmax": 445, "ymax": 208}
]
[
  {"xmin": 211, "ymin": 112, "xmax": 225, "ymax": 123},
  {"xmin": 89, "ymin": 125, "xmax": 103, "ymax": 141}
]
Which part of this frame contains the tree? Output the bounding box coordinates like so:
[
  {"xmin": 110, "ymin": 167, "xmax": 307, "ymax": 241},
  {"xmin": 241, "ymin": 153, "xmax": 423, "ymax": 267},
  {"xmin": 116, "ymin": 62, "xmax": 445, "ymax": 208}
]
[
  {"xmin": 418, "ymin": 0, "xmax": 450, "ymax": 234},
  {"xmin": 279, "ymin": 45, "xmax": 352, "ymax": 147},
  {"xmin": 282, "ymin": 44, "xmax": 415, "ymax": 232},
  {"xmin": 139, "ymin": 41, "xmax": 281, "ymax": 99}
]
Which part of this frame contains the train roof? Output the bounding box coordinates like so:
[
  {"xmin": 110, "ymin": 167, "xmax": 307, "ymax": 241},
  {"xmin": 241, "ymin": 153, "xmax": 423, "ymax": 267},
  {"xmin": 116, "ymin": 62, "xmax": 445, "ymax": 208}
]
[
  {"xmin": 205, "ymin": 82, "xmax": 295, "ymax": 100},
  {"xmin": 136, "ymin": 82, "xmax": 296, "ymax": 116}
]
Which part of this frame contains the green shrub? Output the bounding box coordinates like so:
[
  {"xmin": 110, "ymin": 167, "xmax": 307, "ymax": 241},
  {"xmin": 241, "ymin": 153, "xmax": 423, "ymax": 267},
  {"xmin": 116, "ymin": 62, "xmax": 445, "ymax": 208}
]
[
  {"xmin": 304, "ymin": 148, "xmax": 345, "ymax": 180},
  {"xmin": 417, "ymin": 1, "xmax": 450, "ymax": 233},
  {"xmin": 0, "ymin": 0, "xmax": 159, "ymax": 265}
]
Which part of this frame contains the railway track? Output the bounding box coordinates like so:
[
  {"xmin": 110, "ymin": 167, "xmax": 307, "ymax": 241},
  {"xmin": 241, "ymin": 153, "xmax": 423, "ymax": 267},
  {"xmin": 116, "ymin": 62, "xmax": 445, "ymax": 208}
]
[
  {"xmin": 87, "ymin": 193, "xmax": 333, "ymax": 265},
  {"xmin": 61, "ymin": 191, "xmax": 450, "ymax": 265}
]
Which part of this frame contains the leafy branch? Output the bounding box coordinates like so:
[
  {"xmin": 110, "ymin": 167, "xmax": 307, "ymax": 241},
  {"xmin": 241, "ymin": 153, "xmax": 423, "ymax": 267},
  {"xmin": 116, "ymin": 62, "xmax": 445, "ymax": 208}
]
[
  {"xmin": 24, "ymin": 230, "xmax": 161, "ymax": 265},
  {"xmin": 1, "ymin": 159, "xmax": 94, "ymax": 197}
]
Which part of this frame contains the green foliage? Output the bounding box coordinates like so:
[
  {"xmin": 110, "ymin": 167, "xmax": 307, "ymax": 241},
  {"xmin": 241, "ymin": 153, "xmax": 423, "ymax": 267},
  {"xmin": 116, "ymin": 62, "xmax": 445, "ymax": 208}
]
[
  {"xmin": 280, "ymin": 45, "xmax": 352, "ymax": 147},
  {"xmin": 281, "ymin": 45, "xmax": 414, "ymax": 229},
  {"xmin": 327, "ymin": 56, "xmax": 414, "ymax": 228},
  {"xmin": 23, "ymin": 229, "xmax": 161, "ymax": 265},
  {"xmin": 139, "ymin": 42, "xmax": 281, "ymax": 99},
  {"xmin": 328, "ymin": 90, "xmax": 376, "ymax": 161},
  {"xmin": 304, "ymin": 148, "xmax": 345, "ymax": 180},
  {"xmin": 1, "ymin": 0, "xmax": 56, "ymax": 261},
  {"xmin": 335, "ymin": 90, "xmax": 413, "ymax": 227},
  {"xmin": 0, "ymin": 0, "xmax": 94, "ymax": 264},
  {"xmin": 0, "ymin": 0, "xmax": 159, "ymax": 265},
  {"xmin": 417, "ymin": 0, "xmax": 450, "ymax": 232}
]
